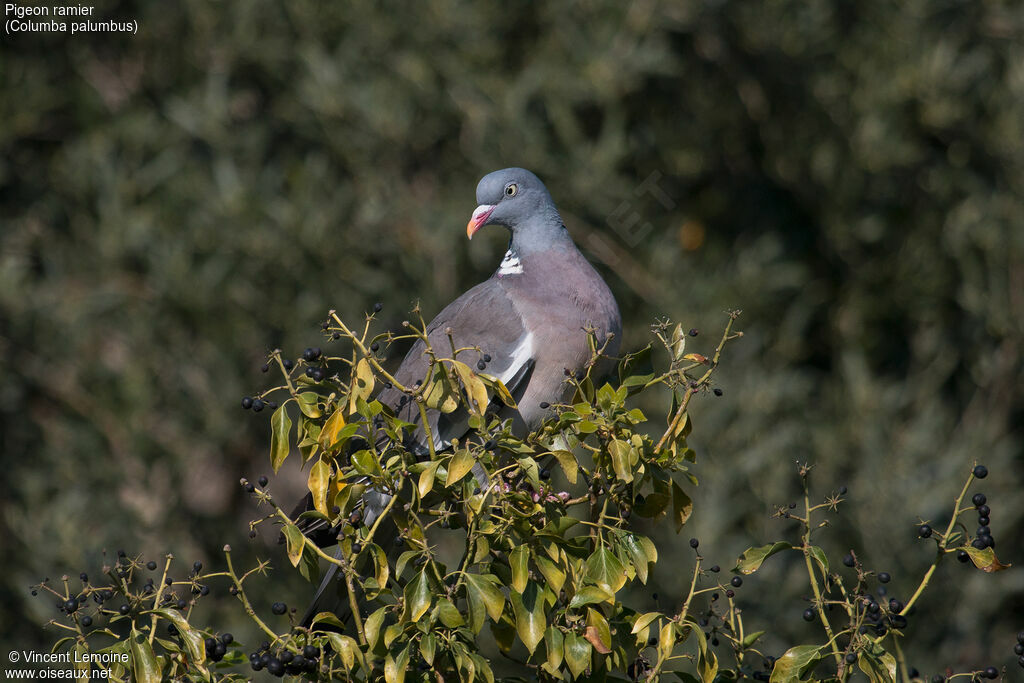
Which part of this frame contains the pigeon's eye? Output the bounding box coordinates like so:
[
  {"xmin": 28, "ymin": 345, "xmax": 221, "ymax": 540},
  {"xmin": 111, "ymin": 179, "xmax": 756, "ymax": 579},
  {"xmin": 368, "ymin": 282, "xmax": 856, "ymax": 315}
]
[{"xmin": 505, "ymin": 183, "xmax": 518, "ymax": 197}]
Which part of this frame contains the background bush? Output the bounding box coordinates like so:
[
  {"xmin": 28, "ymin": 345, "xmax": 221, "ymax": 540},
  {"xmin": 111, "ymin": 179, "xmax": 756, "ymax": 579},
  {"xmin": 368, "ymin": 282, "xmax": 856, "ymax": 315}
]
[{"xmin": 2, "ymin": 0, "xmax": 1022, "ymax": 672}]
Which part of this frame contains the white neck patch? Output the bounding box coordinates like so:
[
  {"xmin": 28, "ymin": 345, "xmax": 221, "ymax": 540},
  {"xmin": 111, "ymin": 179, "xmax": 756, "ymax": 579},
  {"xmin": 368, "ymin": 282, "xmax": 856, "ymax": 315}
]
[{"xmin": 498, "ymin": 248, "xmax": 523, "ymax": 276}]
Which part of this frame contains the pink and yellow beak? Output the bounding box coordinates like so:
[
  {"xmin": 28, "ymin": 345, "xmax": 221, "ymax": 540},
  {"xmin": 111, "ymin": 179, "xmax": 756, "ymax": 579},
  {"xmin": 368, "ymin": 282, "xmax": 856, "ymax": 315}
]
[{"xmin": 467, "ymin": 204, "xmax": 496, "ymax": 239}]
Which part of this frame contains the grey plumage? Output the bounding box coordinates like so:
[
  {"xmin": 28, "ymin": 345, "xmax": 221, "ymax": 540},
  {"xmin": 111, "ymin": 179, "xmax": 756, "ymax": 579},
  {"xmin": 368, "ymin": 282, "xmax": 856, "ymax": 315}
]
[{"xmin": 297, "ymin": 168, "xmax": 621, "ymax": 625}]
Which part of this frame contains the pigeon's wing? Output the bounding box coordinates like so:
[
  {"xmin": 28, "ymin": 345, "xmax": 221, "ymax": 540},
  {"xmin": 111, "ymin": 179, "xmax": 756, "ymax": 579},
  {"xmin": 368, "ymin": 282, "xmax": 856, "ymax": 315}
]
[{"xmin": 375, "ymin": 277, "xmax": 534, "ymax": 453}]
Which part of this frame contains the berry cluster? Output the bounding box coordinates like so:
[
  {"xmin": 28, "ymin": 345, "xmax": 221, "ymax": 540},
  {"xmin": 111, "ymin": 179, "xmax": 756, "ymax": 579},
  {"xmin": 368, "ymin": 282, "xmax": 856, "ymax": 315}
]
[{"xmin": 248, "ymin": 642, "xmax": 321, "ymax": 677}]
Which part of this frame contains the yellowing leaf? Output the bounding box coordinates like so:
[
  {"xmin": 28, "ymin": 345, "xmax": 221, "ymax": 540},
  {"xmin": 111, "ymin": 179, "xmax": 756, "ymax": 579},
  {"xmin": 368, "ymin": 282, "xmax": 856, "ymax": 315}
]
[
  {"xmin": 270, "ymin": 404, "xmax": 292, "ymax": 472},
  {"xmin": 552, "ymin": 450, "xmax": 578, "ymax": 484},
  {"xmin": 563, "ymin": 632, "xmax": 592, "ymax": 679},
  {"xmin": 452, "ymin": 360, "xmax": 489, "ymax": 417},
  {"xmin": 584, "ymin": 609, "xmax": 611, "ymax": 654},
  {"xmin": 446, "ymin": 449, "xmax": 476, "ymax": 488},
  {"xmin": 318, "ymin": 409, "xmax": 346, "ymax": 450},
  {"xmin": 307, "ymin": 458, "xmax": 331, "ymax": 516},
  {"xmin": 296, "ymin": 391, "xmax": 322, "ymax": 418},
  {"xmin": 585, "ymin": 548, "xmax": 626, "ymax": 594},
  {"xmin": 282, "ymin": 523, "xmax": 305, "ymax": 567},
  {"xmin": 509, "ymin": 545, "xmax": 529, "ymax": 594}
]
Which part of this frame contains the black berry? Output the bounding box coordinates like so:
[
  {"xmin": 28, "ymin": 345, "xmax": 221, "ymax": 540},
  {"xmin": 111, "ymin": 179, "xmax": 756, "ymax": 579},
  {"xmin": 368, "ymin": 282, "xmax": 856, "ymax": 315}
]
[
  {"xmin": 956, "ymin": 549, "xmax": 969, "ymax": 562},
  {"xmin": 713, "ymin": 388, "xmax": 723, "ymax": 396},
  {"xmin": 241, "ymin": 396, "xmax": 253, "ymax": 409},
  {"xmin": 119, "ymin": 604, "xmax": 130, "ymax": 615},
  {"xmin": 842, "ymin": 554, "xmax": 855, "ymax": 568},
  {"xmin": 802, "ymin": 608, "xmax": 816, "ymax": 622},
  {"xmin": 839, "ymin": 486, "xmax": 848, "ymax": 495},
  {"xmin": 878, "ymin": 572, "xmax": 891, "ymax": 583},
  {"xmin": 373, "ymin": 302, "xmax": 383, "ymax": 313},
  {"xmin": 283, "ymin": 359, "xmax": 294, "ymax": 370},
  {"xmin": 973, "ymin": 465, "xmax": 988, "ymax": 479},
  {"xmin": 976, "ymin": 504, "xmax": 990, "ymax": 517},
  {"xmin": 271, "ymin": 602, "xmax": 287, "ymax": 615},
  {"xmin": 972, "ymin": 493, "xmax": 987, "ymax": 507},
  {"xmin": 918, "ymin": 524, "xmax": 932, "ymax": 538},
  {"xmin": 731, "ymin": 576, "xmax": 743, "ymax": 588},
  {"xmin": 251, "ymin": 399, "xmax": 264, "ymax": 412}
]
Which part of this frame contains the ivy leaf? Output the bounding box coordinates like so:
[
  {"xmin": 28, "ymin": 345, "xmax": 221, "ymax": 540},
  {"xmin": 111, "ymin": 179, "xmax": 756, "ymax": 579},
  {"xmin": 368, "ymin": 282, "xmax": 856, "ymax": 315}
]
[
  {"xmin": 325, "ymin": 633, "xmax": 360, "ymax": 671},
  {"xmin": 364, "ymin": 606, "xmax": 388, "ymax": 651},
  {"xmin": 128, "ymin": 627, "xmax": 161, "ymax": 683},
  {"xmin": 510, "ymin": 581, "xmax": 546, "ymax": 655},
  {"xmin": 419, "ymin": 633, "xmax": 437, "ymax": 665},
  {"xmin": 534, "ymin": 555, "xmax": 566, "ymax": 593},
  {"xmin": 270, "ymin": 404, "xmax": 292, "ymax": 472},
  {"xmin": 734, "ymin": 542, "xmax": 794, "ymax": 574},
  {"xmin": 672, "ymin": 480, "xmax": 693, "ymax": 532},
  {"xmin": 424, "ymin": 363, "xmax": 459, "ymax": 413},
  {"xmin": 318, "ymin": 409, "xmax": 347, "ymax": 450},
  {"xmin": 741, "ymin": 630, "xmax": 766, "ymax": 648},
  {"xmin": 282, "ymin": 523, "xmax": 305, "ymax": 567},
  {"xmin": 552, "ymin": 450, "xmax": 579, "ymax": 484},
  {"xmin": 452, "ymin": 360, "xmax": 489, "ymax": 417},
  {"xmin": 631, "ymin": 612, "xmax": 661, "ymax": 635},
  {"xmin": 147, "ymin": 609, "xmax": 204, "ymax": 671},
  {"xmin": 296, "ymin": 391, "xmax": 322, "ymax": 418},
  {"xmin": 404, "ymin": 569, "xmax": 432, "ymax": 622},
  {"xmin": 857, "ymin": 640, "xmax": 897, "ymax": 683},
  {"xmin": 964, "ymin": 546, "xmax": 1012, "ymax": 572},
  {"xmin": 545, "ymin": 626, "xmax": 564, "ymax": 671},
  {"xmin": 563, "ymin": 632, "xmax": 592, "ymax": 679},
  {"xmin": 769, "ymin": 645, "xmax": 822, "ymax": 683},
  {"xmin": 418, "ymin": 460, "xmax": 441, "ymax": 498},
  {"xmin": 384, "ymin": 643, "xmax": 410, "ymax": 683},
  {"xmin": 509, "ymin": 545, "xmax": 529, "ymax": 594},
  {"xmin": 617, "ymin": 532, "xmax": 652, "ymax": 584},
  {"xmin": 464, "ymin": 573, "xmax": 505, "ymax": 633},
  {"xmin": 307, "ymin": 458, "xmax": 331, "ymax": 516},
  {"xmin": 352, "ymin": 358, "xmax": 375, "ymax": 406},
  {"xmin": 585, "ymin": 547, "xmax": 626, "ymax": 593},
  {"xmin": 584, "ymin": 608, "xmax": 612, "ymax": 654},
  {"xmin": 446, "ymin": 449, "xmax": 476, "ymax": 488},
  {"xmin": 567, "ymin": 585, "xmax": 613, "ymax": 609},
  {"xmin": 808, "ymin": 545, "xmax": 829, "ymax": 577},
  {"xmin": 435, "ymin": 599, "xmax": 464, "ymax": 628},
  {"xmin": 609, "ymin": 438, "xmax": 634, "ymax": 483}
]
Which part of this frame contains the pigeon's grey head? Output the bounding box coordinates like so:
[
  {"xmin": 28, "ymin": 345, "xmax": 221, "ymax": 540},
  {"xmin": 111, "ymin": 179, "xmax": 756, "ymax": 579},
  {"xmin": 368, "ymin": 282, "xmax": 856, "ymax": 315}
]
[{"xmin": 467, "ymin": 168, "xmax": 564, "ymax": 247}]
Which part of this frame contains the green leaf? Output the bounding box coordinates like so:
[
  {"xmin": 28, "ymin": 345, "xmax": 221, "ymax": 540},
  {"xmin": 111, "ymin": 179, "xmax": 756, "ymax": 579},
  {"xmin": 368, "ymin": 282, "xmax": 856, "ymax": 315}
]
[
  {"xmin": 585, "ymin": 547, "xmax": 626, "ymax": 593},
  {"xmin": 310, "ymin": 612, "xmax": 347, "ymax": 631},
  {"xmin": 534, "ymin": 554, "xmax": 566, "ymax": 593},
  {"xmin": 734, "ymin": 542, "xmax": 795, "ymax": 574},
  {"xmin": 631, "ymin": 612, "xmax": 661, "ymax": 635},
  {"xmin": 404, "ymin": 569, "xmax": 432, "ymax": 622},
  {"xmin": 296, "ymin": 391, "xmax": 322, "ymax": 418},
  {"xmin": 545, "ymin": 626, "xmax": 564, "ymax": 671},
  {"xmin": 672, "ymin": 480, "xmax": 693, "ymax": 532},
  {"xmin": 858, "ymin": 640, "xmax": 897, "ymax": 683},
  {"xmin": 270, "ymin": 404, "xmax": 292, "ymax": 472},
  {"xmin": 740, "ymin": 630, "xmax": 766, "ymax": 648},
  {"xmin": 478, "ymin": 372, "xmax": 517, "ymax": 408},
  {"xmin": 563, "ymin": 632, "xmax": 592, "ymax": 679},
  {"xmin": 364, "ymin": 606, "xmax": 387, "ymax": 651},
  {"xmin": 307, "ymin": 458, "xmax": 331, "ymax": 516},
  {"xmin": 384, "ymin": 643, "xmax": 410, "ymax": 683},
  {"xmin": 435, "ymin": 599, "xmax": 464, "ymax": 628},
  {"xmin": 146, "ymin": 609, "xmax": 205, "ymax": 669},
  {"xmin": 552, "ymin": 450, "xmax": 579, "ymax": 484},
  {"xmin": 568, "ymin": 584, "xmax": 613, "ymax": 609},
  {"xmin": 659, "ymin": 620, "xmax": 678, "ymax": 667},
  {"xmin": 129, "ymin": 627, "xmax": 161, "ymax": 683},
  {"xmin": 510, "ymin": 581, "xmax": 546, "ymax": 655},
  {"xmin": 418, "ymin": 460, "xmax": 441, "ymax": 498},
  {"xmin": 618, "ymin": 532, "xmax": 652, "ymax": 584},
  {"xmin": 446, "ymin": 448, "xmax": 476, "ymax": 488},
  {"xmin": 808, "ymin": 545, "xmax": 829, "ymax": 577},
  {"xmin": 419, "ymin": 632, "xmax": 437, "ymax": 665},
  {"xmin": 509, "ymin": 545, "xmax": 529, "ymax": 593},
  {"xmin": 351, "ymin": 449, "xmax": 381, "ymax": 476},
  {"xmin": 465, "ymin": 573, "xmax": 505, "ymax": 634},
  {"xmin": 769, "ymin": 645, "xmax": 822, "ymax": 683},
  {"xmin": 609, "ymin": 438, "xmax": 634, "ymax": 483},
  {"xmin": 282, "ymin": 523, "xmax": 305, "ymax": 567}
]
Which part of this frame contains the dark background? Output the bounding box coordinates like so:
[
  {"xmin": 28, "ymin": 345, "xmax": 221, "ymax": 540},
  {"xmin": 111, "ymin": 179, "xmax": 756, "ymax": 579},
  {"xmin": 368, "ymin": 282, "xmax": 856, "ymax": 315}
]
[{"xmin": 2, "ymin": 0, "xmax": 1022, "ymax": 676}]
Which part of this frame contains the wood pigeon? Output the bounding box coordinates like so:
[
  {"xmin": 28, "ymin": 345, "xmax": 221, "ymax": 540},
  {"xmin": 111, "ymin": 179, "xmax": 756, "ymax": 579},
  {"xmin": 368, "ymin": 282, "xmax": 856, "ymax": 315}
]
[{"xmin": 295, "ymin": 167, "xmax": 621, "ymax": 624}]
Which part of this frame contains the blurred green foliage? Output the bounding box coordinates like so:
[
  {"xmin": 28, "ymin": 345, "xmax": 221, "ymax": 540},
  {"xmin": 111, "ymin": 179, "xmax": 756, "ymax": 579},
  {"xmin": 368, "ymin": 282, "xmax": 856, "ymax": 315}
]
[{"xmin": 2, "ymin": 0, "xmax": 1021, "ymax": 673}]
